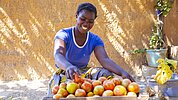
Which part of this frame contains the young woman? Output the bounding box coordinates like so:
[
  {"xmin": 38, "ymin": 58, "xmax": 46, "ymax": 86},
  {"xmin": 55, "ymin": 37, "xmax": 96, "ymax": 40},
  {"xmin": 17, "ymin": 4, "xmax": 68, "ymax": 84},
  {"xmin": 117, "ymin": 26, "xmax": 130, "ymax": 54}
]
[{"xmin": 53, "ymin": 2, "xmax": 135, "ymax": 82}]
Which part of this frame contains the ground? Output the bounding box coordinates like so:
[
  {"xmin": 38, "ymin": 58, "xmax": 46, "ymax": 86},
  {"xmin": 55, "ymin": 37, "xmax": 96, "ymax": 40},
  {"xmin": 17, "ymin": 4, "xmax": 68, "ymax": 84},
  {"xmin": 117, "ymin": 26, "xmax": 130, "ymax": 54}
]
[
  {"xmin": 0, "ymin": 76, "xmax": 150, "ymax": 100},
  {"xmin": 0, "ymin": 78, "xmax": 146, "ymax": 100},
  {"xmin": 0, "ymin": 79, "xmax": 49, "ymax": 100}
]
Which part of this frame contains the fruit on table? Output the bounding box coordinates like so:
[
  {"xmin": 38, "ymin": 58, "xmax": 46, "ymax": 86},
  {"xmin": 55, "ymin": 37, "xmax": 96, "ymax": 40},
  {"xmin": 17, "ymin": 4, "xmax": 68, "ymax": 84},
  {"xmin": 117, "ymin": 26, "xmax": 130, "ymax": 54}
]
[
  {"xmin": 83, "ymin": 78, "xmax": 93, "ymax": 83},
  {"xmin": 75, "ymin": 89, "xmax": 86, "ymax": 97},
  {"xmin": 53, "ymin": 94, "xmax": 62, "ymax": 100},
  {"xmin": 81, "ymin": 81, "xmax": 93, "ymax": 92},
  {"xmin": 57, "ymin": 88, "xmax": 68, "ymax": 97},
  {"xmin": 103, "ymin": 80, "xmax": 115, "ymax": 90},
  {"xmin": 111, "ymin": 77, "xmax": 122, "ymax": 85},
  {"xmin": 66, "ymin": 82, "xmax": 79, "ymax": 94},
  {"xmin": 127, "ymin": 92, "xmax": 137, "ymax": 96},
  {"xmin": 127, "ymin": 82, "xmax": 140, "ymax": 93},
  {"xmin": 93, "ymin": 85, "xmax": 104, "ymax": 96},
  {"xmin": 121, "ymin": 78, "xmax": 131, "ymax": 88},
  {"xmin": 98, "ymin": 76, "xmax": 107, "ymax": 83},
  {"xmin": 77, "ymin": 82, "xmax": 82, "ymax": 89},
  {"xmin": 93, "ymin": 95, "xmax": 100, "ymax": 97},
  {"xmin": 59, "ymin": 82, "xmax": 67, "ymax": 89},
  {"xmin": 66, "ymin": 94, "xmax": 75, "ymax": 98},
  {"xmin": 92, "ymin": 80, "xmax": 102, "ymax": 88},
  {"xmin": 87, "ymin": 92, "xmax": 94, "ymax": 97},
  {"xmin": 102, "ymin": 90, "xmax": 114, "ymax": 96},
  {"xmin": 74, "ymin": 73, "xmax": 84, "ymax": 84},
  {"xmin": 52, "ymin": 85, "xmax": 59, "ymax": 94},
  {"xmin": 113, "ymin": 85, "xmax": 127, "ymax": 96},
  {"xmin": 53, "ymin": 75, "xmax": 141, "ymax": 98}
]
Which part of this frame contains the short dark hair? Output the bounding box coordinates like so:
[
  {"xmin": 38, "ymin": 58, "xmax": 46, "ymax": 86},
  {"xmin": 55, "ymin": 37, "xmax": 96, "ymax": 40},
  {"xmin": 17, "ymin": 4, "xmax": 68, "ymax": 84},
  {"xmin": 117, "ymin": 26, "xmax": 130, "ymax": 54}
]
[{"xmin": 76, "ymin": 2, "xmax": 97, "ymax": 18}]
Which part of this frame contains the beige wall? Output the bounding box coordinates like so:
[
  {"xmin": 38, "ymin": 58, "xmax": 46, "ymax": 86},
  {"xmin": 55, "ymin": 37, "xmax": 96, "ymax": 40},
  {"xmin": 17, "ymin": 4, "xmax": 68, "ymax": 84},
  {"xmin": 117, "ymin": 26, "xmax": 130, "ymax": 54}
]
[
  {"xmin": 0, "ymin": 0, "xmax": 177, "ymax": 81},
  {"xmin": 164, "ymin": 0, "xmax": 178, "ymax": 46}
]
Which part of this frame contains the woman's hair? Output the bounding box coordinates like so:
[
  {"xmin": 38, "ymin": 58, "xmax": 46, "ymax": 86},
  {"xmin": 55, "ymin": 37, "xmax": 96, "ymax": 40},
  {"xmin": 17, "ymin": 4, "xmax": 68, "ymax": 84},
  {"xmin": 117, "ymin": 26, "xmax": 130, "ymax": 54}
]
[{"xmin": 76, "ymin": 2, "xmax": 97, "ymax": 18}]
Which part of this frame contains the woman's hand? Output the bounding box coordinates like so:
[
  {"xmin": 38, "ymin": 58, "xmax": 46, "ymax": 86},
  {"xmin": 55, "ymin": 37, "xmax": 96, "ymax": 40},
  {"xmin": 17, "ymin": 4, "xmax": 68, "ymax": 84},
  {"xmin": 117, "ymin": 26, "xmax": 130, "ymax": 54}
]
[
  {"xmin": 122, "ymin": 72, "xmax": 135, "ymax": 82},
  {"xmin": 66, "ymin": 65, "xmax": 81, "ymax": 80}
]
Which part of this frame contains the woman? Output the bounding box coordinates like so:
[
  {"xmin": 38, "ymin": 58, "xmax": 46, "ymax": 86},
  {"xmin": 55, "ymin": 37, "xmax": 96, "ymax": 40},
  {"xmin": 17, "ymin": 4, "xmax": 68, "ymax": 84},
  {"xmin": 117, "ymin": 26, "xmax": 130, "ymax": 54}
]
[{"xmin": 53, "ymin": 2, "xmax": 135, "ymax": 82}]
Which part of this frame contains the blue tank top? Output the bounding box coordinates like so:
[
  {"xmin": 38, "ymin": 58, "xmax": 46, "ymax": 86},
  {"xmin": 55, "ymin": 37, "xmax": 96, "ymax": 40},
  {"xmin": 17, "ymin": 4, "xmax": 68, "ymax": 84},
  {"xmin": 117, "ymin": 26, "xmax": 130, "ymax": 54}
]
[{"xmin": 54, "ymin": 27, "xmax": 104, "ymax": 68}]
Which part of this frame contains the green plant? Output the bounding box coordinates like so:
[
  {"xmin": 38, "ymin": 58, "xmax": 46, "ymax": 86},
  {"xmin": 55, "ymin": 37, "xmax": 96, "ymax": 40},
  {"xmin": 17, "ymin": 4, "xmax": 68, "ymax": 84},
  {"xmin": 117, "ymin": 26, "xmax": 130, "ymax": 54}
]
[
  {"xmin": 149, "ymin": 20, "xmax": 165, "ymax": 49},
  {"xmin": 149, "ymin": 0, "xmax": 174, "ymax": 49},
  {"xmin": 155, "ymin": 0, "xmax": 174, "ymax": 17},
  {"xmin": 154, "ymin": 58, "xmax": 177, "ymax": 84},
  {"xmin": 131, "ymin": 0, "xmax": 174, "ymax": 54},
  {"xmin": 130, "ymin": 48, "xmax": 147, "ymax": 54}
]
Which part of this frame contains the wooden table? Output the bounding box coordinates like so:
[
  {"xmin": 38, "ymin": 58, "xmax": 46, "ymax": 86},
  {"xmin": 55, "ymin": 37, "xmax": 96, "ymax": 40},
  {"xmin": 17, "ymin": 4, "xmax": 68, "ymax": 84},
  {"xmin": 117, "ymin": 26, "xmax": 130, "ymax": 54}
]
[{"xmin": 43, "ymin": 95, "xmax": 149, "ymax": 100}]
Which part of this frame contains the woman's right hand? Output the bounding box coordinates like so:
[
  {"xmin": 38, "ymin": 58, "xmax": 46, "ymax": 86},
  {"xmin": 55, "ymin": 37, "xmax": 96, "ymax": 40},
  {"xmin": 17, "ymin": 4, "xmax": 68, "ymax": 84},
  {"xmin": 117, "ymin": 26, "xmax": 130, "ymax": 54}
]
[{"xmin": 65, "ymin": 65, "xmax": 81, "ymax": 80}]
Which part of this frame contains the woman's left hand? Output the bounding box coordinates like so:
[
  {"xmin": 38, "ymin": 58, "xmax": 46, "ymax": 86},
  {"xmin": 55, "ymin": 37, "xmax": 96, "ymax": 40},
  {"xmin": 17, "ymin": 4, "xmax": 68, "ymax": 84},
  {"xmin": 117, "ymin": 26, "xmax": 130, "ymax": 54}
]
[{"xmin": 122, "ymin": 72, "xmax": 135, "ymax": 82}]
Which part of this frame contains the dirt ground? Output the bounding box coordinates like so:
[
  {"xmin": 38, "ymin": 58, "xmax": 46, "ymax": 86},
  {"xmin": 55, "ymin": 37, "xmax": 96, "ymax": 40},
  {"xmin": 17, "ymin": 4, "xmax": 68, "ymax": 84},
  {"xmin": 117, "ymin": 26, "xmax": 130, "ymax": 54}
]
[
  {"xmin": 0, "ymin": 76, "xmax": 147, "ymax": 100},
  {"xmin": 0, "ymin": 79, "xmax": 49, "ymax": 100}
]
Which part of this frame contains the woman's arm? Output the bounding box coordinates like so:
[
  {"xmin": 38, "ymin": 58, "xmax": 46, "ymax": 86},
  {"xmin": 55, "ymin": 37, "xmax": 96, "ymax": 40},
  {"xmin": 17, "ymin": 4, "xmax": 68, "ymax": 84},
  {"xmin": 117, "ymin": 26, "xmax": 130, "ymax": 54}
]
[
  {"xmin": 54, "ymin": 38, "xmax": 80, "ymax": 79},
  {"xmin": 94, "ymin": 46, "xmax": 135, "ymax": 82}
]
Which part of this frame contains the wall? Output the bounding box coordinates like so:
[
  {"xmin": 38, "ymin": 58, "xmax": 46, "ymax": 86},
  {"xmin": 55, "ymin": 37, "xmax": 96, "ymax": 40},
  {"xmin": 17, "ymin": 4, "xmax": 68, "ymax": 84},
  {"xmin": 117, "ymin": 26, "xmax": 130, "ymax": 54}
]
[
  {"xmin": 164, "ymin": 0, "xmax": 178, "ymax": 46},
  {"xmin": 1, "ymin": 0, "xmax": 174, "ymax": 81}
]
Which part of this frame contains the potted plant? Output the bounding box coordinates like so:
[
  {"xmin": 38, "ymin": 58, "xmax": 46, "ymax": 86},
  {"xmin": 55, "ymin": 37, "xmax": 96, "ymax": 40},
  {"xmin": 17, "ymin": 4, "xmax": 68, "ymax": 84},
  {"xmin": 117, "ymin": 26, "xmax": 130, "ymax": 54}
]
[
  {"xmin": 145, "ymin": 0, "xmax": 174, "ymax": 67},
  {"xmin": 131, "ymin": 0, "xmax": 174, "ymax": 67},
  {"xmin": 149, "ymin": 58, "xmax": 178, "ymax": 98},
  {"xmin": 154, "ymin": 58, "xmax": 177, "ymax": 84}
]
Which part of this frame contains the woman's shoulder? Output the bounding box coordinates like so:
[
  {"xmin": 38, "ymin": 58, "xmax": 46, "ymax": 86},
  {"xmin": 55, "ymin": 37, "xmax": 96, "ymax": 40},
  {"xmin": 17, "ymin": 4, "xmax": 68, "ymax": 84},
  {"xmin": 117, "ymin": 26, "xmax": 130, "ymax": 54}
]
[
  {"xmin": 89, "ymin": 31, "xmax": 101, "ymax": 39},
  {"xmin": 88, "ymin": 31, "xmax": 104, "ymax": 46},
  {"xmin": 54, "ymin": 27, "xmax": 73, "ymax": 41},
  {"xmin": 58, "ymin": 27, "xmax": 73, "ymax": 33}
]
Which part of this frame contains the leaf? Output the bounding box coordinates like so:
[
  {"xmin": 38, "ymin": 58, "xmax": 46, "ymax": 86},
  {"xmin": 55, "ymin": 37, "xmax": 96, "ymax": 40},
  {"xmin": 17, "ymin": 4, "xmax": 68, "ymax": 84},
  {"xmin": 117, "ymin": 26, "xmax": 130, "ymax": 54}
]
[{"xmin": 154, "ymin": 58, "xmax": 177, "ymax": 84}]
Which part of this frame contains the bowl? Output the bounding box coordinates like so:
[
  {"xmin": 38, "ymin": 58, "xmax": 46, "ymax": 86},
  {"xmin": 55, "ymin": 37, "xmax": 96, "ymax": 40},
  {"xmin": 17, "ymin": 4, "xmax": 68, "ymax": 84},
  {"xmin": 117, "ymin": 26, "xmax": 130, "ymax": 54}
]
[{"xmin": 149, "ymin": 73, "xmax": 178, "ymax": 97}]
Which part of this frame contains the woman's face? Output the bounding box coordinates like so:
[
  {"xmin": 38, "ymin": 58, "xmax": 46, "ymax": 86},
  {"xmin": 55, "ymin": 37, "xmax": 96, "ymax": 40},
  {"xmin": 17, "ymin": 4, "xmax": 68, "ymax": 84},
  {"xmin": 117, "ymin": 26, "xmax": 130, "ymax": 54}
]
[{"xmin": 76, "ymin": 10, "xmax": 96, "ymax": 34}]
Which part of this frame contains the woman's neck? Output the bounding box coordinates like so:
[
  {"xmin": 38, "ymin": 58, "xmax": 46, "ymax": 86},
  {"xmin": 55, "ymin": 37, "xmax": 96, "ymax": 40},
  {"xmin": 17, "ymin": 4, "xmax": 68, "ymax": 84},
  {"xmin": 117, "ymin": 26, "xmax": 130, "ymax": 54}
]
[
  {"xmin": 73, "ymin": 27, "xmax": 88, "ymax": 46},
  {"xmin": 74, "ymin": 27, "xmax": 87, "ymax": 37}
]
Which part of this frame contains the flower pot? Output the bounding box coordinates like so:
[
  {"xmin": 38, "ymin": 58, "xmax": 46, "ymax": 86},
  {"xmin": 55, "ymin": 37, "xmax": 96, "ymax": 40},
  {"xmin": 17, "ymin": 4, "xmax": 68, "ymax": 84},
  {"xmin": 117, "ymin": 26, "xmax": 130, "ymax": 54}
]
[
  {"xmin": 146, "ymin": 49, "xmax": 167, "ymax": 67},
  {"xmin": 149, "ymin": 73, "xmax": 178, "ymax": 97}
]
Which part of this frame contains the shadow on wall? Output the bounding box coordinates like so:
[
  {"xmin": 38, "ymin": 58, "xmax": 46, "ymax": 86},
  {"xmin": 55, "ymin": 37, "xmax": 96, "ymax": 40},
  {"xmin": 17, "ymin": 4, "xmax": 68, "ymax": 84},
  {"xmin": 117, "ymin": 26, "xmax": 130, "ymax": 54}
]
[
  {"xmin": 0, "ymin": 0, "xmax": 65, "ymax": 80},
  {"xmin": 90, "ymin": 0, "xmax": 155, "ymax": 76},
  {"xmin": 0, "ymin": 0, "xmax": 155, "ymax": 80},
  {"xmin": 164, "ymin": 0, "xmax": 178, "ymax": 46}
]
